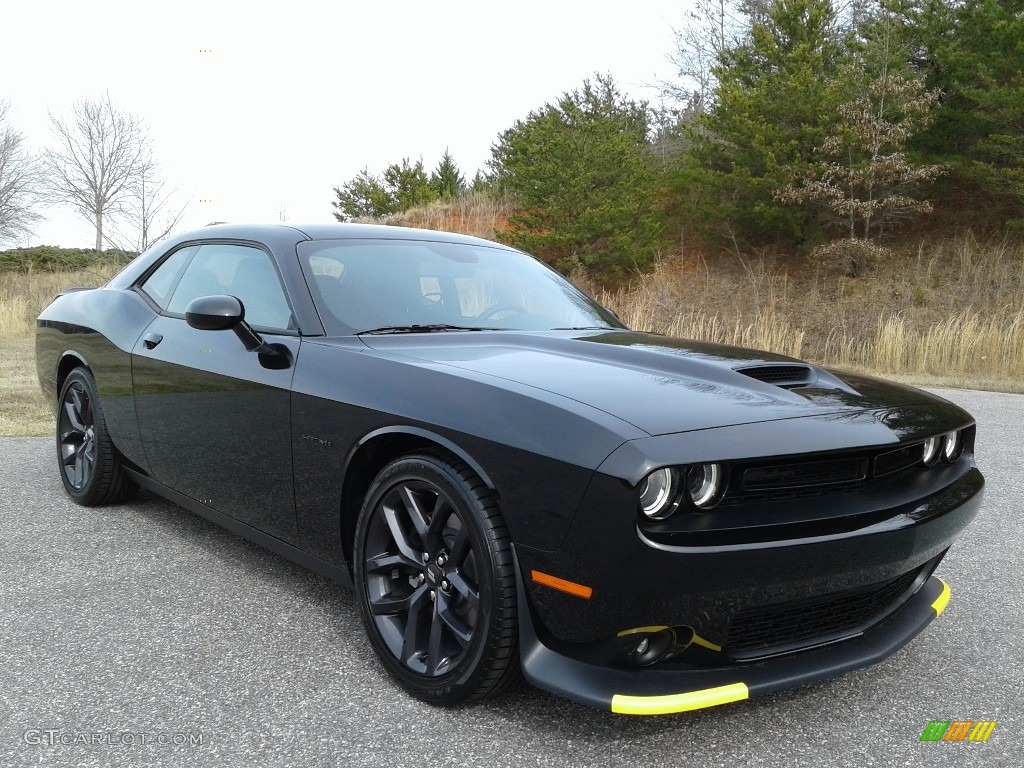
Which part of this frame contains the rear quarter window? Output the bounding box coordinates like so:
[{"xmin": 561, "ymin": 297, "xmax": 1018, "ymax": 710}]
[{"xmin": 139, "ymin": 245, "xmax": 199, "ymax": 309}]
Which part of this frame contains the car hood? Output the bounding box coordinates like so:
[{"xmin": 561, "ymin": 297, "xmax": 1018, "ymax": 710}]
[{"xmin": 356, "ymin": 330, "xmax": 958, "ymax": 436}]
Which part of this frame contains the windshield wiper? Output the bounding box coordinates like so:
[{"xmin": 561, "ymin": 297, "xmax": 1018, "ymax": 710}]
[
  {"xmin": 550, "ymin": 326, "xmax": 616, "ymax": 331},
  {"xmin": 356, "ymin": 324, "xmax": 499, "ymax": 335}
]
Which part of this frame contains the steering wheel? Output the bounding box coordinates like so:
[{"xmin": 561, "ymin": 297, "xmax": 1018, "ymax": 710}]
[{"xmin": 477, "ymin": 303, "xmax": 529, "ymax": 321}]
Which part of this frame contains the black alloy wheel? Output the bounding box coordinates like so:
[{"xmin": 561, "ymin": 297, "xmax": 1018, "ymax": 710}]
[
  {"xmin": 354, "ymin": 452, "xmax": 519, "ymax": 703},
  {"xmin": 56, "ymin": 368, "xmax": 137, "ymax": 506}
]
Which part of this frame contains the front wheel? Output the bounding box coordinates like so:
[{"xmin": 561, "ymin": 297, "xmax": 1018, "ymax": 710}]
[
  {"xmin": 56, "ymin": 367, "xmax": 137, "ymax": 505},
  {"xmin": 354, "ymin": 452, "xmax": 519, "ymax": 703}
]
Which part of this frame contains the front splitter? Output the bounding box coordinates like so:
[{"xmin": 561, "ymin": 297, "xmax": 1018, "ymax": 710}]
[{"xmin": 515, "ymin": 558, "xmax": 950, "ymax": 715}]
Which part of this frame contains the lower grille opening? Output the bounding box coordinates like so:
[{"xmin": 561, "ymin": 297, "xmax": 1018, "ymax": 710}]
[{"xmin": 725, "ymin": 565, "xmax": 927, "ymax": 660}]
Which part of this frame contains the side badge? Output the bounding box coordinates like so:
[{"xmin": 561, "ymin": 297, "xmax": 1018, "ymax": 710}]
[{"xmin": 301, "ymin": 434, "xmax": 333, "ymax": 448}]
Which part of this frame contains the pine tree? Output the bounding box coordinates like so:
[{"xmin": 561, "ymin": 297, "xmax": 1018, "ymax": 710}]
[
  {"xmin": 775, "ymin": 5, "xmax": 945, "ymax": 252},
  {"xmin": 331, "ymin": 158, "xmax": 437, "ymax": 221},
  {"xmin": 775, "ymin": 72, "xmax": 944, "ymax": 269},
  {"xmin": 331, "ymin": 168, "xmax": 393, "ymax": 221},
  {"xmin": 430, "ymin": 149, "xmax": 465, "ymax": 200},
  {"xmin": 382, "ymin": 157, "xmax": 436, "ymax": 212},
  {"xmin": 684, "ymin": 0, "xmax": 847, "ymax": 246},
  {"xmin": 878, "ymin": 0, "xmax": 1024, "ymax": 222},
  {"xmin": 489, "ymin": 74, "xmax": 666, "ymax": 281}
]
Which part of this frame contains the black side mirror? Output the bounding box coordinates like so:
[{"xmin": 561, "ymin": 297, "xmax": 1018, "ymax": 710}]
[
  {"xmin": 185, "ymin": 295, "xmax": 288, "ymax": 368},
  {"xmin": 185, "ymin": 295, "xmax": 243, "ymax": 331}
]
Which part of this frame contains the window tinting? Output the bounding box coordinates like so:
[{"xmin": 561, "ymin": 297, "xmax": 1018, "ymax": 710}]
[
  {"xmin": 139, "ymin": 245, "xmax": 199, "ymax": 310},
  {"xmin": 297, "ymin": 239, "xmax": 622, "ymax": 335},
  {"xmin": 166, "ymin": 244, "xmax": 294, "ymax": 331}
]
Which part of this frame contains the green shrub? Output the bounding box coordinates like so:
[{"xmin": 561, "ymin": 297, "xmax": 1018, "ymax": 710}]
[{"xmin": 0, "ymin": 247, "xmax": 136, "ymax": 273}]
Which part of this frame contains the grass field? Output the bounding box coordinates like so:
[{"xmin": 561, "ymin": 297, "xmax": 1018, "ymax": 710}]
[
  {"xmin": 1, "ymin": 263, "xmax": 122, "ymax": 437},
  {"xmin": 581, "ymin": 232, "xmax": 1024, "ymax": 387}
]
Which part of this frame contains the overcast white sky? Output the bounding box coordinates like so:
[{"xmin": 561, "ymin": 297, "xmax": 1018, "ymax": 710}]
[{"xmin": 6, "ymin": 0, "xmax": 688, "ymax": 248}]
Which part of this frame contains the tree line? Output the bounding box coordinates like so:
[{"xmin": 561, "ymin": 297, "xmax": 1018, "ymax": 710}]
[
  {"xmin": 331, "ymin": 150, "xmax": 487, "ymax": 221},
  {"xmin": 333, "ymin": 0, "xmax": 1023, "ymax": 282},
  {"xmin": 0, "ymin": 93, "xmax": 184, "ymax": 253}
]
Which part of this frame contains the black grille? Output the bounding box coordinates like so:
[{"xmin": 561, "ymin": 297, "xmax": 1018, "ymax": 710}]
[
  {"xmin": 726, "ymin": 567, "xmax": 922, "ymax": 657},
  {"xmin": 718, "ymin": 481, "xmax": 865, "ymax": 506},
  {"xmin": 742, "ymin": 457, "xmax": 868, "ymax": 491},
  {"xmin": 721, "ymin": 438, "xmax": 940, "ymax": 505},
  {"xmin": 735, "ymin": 365, "xmax": 814, "ymax": 387},
  {"xmin": 875, "ymin": 444, "xmax": 924, "ymax": 477}
]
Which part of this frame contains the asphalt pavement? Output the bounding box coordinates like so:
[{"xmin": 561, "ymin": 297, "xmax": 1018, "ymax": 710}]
[{"xmin": 1, "ymin": 388, "xmax": 1020, "ymax": 768}]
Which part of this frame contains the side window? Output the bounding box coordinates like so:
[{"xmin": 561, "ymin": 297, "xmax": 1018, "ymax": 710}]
[
  {"xmin": 166, "ymin": 244, "xmax": 294, "ymax": 331},
  {"xmin": 139, "ymin": 245, "xmax": 199, "ymax": 310}
]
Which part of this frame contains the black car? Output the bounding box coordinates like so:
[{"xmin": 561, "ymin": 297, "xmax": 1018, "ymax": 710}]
[{"xmin": 36, "ymin": 223, "xmax": 983, "ymax": 715}]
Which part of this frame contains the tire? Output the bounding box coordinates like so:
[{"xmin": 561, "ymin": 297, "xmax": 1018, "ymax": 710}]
[
  {"xmin": 354, "ymin": 451, "xmax": 519, "ymax": 704},
  {"xmin": 56, "ymin": 367, "xmax": 138, "ymax": 506}
]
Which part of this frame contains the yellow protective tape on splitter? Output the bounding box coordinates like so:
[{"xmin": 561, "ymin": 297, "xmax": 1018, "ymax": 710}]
[
  {"xmin": 611, "ymin": 682, "xmax": 749, "ymax": 716},
  {"xmin": 616, "ymin": 626, "xmax": 669, "ymax": 637},
  {"xmin": 931, "ymin": 578, "xmax": 951, "ymax": 616},
  {"xmin": 690, "ymin": 633, "xmax": 723, "ymax": 652}
]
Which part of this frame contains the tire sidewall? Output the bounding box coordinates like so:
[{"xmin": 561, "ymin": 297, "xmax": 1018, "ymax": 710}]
[
  {"xmin": 354, "ymin": 454, "xmax": 503, "ymax": 702},
  {"xmin": 56, "ymin": 368, "xmax": 110, "ymax": 505}
]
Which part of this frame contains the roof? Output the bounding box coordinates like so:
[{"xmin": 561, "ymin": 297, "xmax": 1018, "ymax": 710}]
[{"xmin": 193, "ymin": 221, "xmax": 505, "ymax": 248}]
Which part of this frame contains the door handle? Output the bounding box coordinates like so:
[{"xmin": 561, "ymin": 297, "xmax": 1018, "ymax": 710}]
[{"xmin": 143, "ymin": 332, "xmax": 163, "ymax": 350}]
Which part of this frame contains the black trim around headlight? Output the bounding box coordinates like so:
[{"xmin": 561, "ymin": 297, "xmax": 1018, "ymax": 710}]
[
  {"xmin": 686, "ymin": 463, "xmax": 725, "ymax": 510},
  {"xmin": 639, "ymin": 463, "xmax": 728, "ymax": 519},
  {"xmin": 941, "ymin": 430, "xmax": 964, "ymax": 463},
  {"xmin": 638, "ymin": 468, "xmax": 681, "ymax": 519}
]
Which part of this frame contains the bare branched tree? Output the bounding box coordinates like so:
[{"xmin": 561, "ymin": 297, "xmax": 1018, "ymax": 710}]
[
  {"xmin": 43, "ymin": 94, "xmax": 146, "ymax": 251},
  {"xmin": 775, "ymin": 9, "xmax": 945, "ymax": 247},
  {"xmin": 775, "ymin": 74, "xmax": 944, "ymax": 235},
  {"xmin": 662, "ymin": 0, "xmax": 866, "ymax": 116},
  {"xmin": 661, "ymin": 0, "xmax": 754, "ymax": 115},
  {"xmin": 104, "ymin": 153, "xmax": 187, "ymax": 253},
  {"xmin": 0, "ymin": 99, "xmax": 44, "ymax": 246}
]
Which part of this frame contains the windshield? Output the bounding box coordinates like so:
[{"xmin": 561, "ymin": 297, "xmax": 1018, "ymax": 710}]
[{"xmin": 297, "ymin": 238, "xmax": 624, "ymax": 334}]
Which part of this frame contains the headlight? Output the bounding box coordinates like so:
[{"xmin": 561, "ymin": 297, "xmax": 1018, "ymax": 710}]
[
  {"xmin": 638, "ymin": 468, "xmax": 680, "ymax": 519},
  {"xmin": 922, "ymin": 436, "xmax": 941, "ymax": 466},
  {"xmin": 941, "ymin": 430, "xmax": 964, "ymax": 463},
  {"xmin": 686, "ymin": 463, "xmax": 725, "ymax": 509}
]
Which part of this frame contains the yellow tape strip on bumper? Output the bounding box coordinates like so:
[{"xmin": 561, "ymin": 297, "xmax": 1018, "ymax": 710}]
[
  {"xmin": 931, "ymin": 578, "xmax": 951, "ymax": 616},
  {"xmin": 616, "ymin": 626, "xmax": 669, "ymax": 637},
  {"xmin": 611, "ymin": 682, "xmax": 749, "ymax": 716}
]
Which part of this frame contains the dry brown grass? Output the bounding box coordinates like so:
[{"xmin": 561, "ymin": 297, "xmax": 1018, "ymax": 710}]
[
  {"xmin": 0, "ymin": 264, "xmax": 120, "ymax": 436},
  {"xmin": 0, "ymin": 337, "xmax": 54, "ymax": 436},
  {"xmin": 384, "ymin": 192, "xmax": 513, "ymax": 240},
  {"xmin": 0, "ymin": 264, "xmax": 120, "ymax": 337},
  {"xmin": 583, "ymin": 231, "xmax": 1024, "ymax": 387}
]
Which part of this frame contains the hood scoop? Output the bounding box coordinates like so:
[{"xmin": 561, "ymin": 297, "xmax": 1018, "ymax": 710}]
[{"xmin": 735, "ymin": 364, "xmax": 815, "ymax": 389}]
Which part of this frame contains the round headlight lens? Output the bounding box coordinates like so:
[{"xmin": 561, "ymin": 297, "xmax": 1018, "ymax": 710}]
[
  {"xmin": 686, "ymin": 463, "xmax": 724, "ymax": 509},
  {"xmin": 941, "ymin": 430, "xmax": 963, "ymax": 463},
  {"xmin": 638, "ymin": 468, "xmax": 679, "ymax": 519},
  {"xmin": 922, "ymin": 436, "xmax": 941, "ymax": 466}
]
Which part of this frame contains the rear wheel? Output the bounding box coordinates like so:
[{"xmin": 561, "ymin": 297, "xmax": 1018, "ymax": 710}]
[
  {"xmin": 56, "ymin": 368, "xmax": 137, "ymax": 506},
  {"xmin": 354, "ymin": 452, "xmax": 519, "ymax": 703}
]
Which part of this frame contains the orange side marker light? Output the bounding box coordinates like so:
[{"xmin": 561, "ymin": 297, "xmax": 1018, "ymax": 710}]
[{"xmin": 531, "ymin": 570, "xmax": 593, "ymax": 599}]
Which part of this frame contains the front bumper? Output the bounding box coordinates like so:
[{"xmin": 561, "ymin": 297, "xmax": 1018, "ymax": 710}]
[
  {"xmin": 517, "ymin": 565, "xmax": 951, "ymax": 715},
  {"xmin": 511, "ymin": 457, "xmax": 982, "ymax": 713},
  {"xmin": 516, "ymin": 462, "xmax": 982, "ymax": 645}
]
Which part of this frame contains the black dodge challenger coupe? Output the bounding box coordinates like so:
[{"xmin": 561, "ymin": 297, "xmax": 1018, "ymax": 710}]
[{"xmin": 36, "ymin": 223, "xmax": 983, "ymax": 715}]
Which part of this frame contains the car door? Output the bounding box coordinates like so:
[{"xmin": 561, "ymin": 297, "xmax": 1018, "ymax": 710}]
[{"xmin": 131, "ymin": 241, "xmax": 300, "ymax": 543}]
